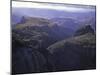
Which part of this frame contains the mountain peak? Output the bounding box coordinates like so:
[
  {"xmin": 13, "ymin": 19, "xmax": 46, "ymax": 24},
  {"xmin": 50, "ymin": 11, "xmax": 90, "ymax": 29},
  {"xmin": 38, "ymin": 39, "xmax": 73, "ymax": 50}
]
[{"xmin": 75, "ymin": 25, "xmax": 94, "ymax": 36}]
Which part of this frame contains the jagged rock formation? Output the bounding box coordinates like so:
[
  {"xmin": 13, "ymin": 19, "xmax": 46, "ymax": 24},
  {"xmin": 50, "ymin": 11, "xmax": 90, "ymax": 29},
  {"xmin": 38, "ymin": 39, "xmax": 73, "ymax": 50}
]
[{"xmin": 74, "ymin": 25, "xmax": 94, "ymax": 36}]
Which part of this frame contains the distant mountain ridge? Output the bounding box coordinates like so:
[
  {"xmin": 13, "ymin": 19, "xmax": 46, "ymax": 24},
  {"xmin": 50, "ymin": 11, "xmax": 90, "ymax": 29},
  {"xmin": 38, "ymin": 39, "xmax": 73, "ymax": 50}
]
[
  {"xmin": 51, "ymin": 18, "xmax": 81, "ymax": 31},
  {"xmin": 12, "ymin": 7, "xmax": 96, "ymax": 25},
  {"xmin": 12, "ymin": 16, "xmax": 75, "ymax": 48}
]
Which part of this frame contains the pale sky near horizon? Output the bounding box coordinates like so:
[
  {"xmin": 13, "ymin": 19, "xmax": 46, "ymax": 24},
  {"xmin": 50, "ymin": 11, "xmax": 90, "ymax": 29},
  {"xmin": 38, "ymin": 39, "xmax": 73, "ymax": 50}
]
[
  {"xmin": 12, "ymin": 1, "xmax": 95, "ymax": 12},
  {"xmin": 12, "ymin": 0, "xmax": 96, "ymax": 5}
]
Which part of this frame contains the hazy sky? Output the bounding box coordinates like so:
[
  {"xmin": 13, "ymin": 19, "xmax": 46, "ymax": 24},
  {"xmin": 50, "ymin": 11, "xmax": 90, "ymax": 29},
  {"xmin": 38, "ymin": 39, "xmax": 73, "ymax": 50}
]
[
  {"xmin": 12, "ymin": 1, "xmax": 95, "ymax": 12},
  {"xmin": 12, "ymin": 0, "xmax": 96, "ymax": 5}
]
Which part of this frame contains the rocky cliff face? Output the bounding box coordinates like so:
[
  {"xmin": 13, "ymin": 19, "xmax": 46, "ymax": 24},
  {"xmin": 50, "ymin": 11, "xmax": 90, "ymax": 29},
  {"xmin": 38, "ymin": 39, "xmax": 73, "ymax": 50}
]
[
  {"xmin": 12, "ymin": 17, "xmax": 96, "ymax": 74},
  {"xmin": 47, "ymin": 25, "xmax": 96, "ymax": 71}
]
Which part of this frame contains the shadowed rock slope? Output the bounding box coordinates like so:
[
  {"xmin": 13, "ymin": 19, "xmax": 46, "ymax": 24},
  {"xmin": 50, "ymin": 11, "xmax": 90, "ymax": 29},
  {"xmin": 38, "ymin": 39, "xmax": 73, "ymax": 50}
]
[{"xmin": 47, "ymin": 25, "xmax": 96, "ymax": 71}]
